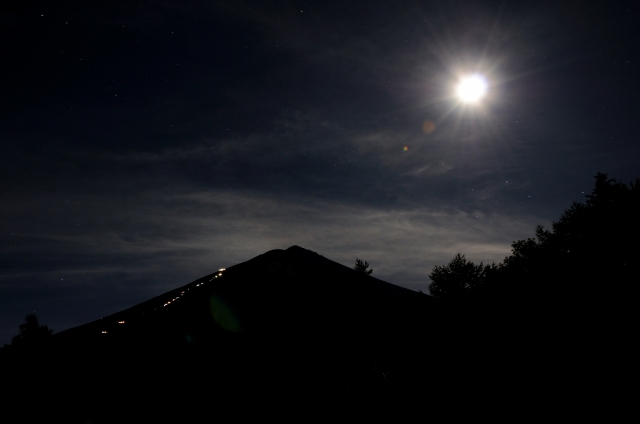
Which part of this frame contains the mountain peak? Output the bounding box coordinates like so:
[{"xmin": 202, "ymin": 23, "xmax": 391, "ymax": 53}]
[{"xmin": 4, "ymin": 245, "xmax": 442, "ymax": 420}]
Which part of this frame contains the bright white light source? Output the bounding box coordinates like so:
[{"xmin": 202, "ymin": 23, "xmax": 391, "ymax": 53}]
[{"xmin": 456, "ymin": 75, "xmax": 487, "ymax": 103}]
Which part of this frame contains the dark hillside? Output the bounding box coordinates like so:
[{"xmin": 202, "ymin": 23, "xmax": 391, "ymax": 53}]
[{"xmin": 3, "ymin": 246, "xmax": 467, "ymax": 421}]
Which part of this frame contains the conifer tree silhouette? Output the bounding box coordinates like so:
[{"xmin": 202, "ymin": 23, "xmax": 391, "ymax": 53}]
[
  {"xmin": 354, "ymin": 258, "xmax": 373, "ymax": 275},
  {"xmin": 10, "ymin": 313, "xmax": 53, "ymax": 347}
]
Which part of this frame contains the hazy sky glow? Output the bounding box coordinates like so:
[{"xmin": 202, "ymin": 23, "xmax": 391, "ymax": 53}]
[{"xmin": 1, "ymin": 0, "xmax": 639, "ymax": 344}]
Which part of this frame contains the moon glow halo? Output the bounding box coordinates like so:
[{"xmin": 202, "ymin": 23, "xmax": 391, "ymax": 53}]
[{"xmin": 456, "ymin": 75, "xmax": 488, "ymax": 103}]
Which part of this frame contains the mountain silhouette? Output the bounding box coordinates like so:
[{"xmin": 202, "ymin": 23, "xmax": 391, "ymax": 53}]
[
  {"xmin": 54, "ymin": 245, "xmax": 434, "ymax": 342},
  {"xmin": 3, "ymin": 246, "xmax": 466, "ymax": 421}
]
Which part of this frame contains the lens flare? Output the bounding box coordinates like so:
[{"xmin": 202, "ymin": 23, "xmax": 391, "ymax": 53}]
[
  {"xmin": 210, "ymin": 295, "xmax": 241, "ymax": 332},
  {"xmin": 422, "ymin": 120, "xmax": 436, "ymax": 134}
]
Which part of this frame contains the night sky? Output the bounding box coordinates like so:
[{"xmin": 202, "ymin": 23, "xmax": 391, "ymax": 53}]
[{"xmin": 2, "ymin": 1, "xmax": 639, "ymax": 344}]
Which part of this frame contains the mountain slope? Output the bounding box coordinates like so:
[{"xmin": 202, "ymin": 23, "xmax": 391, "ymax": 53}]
[
  {"xmin": 3, "ymin": 246, "xmax": 461, "ymax": 421},
  {"xmin": 53, "ymin": 245, "xmax": 440, "ymax": 346}
]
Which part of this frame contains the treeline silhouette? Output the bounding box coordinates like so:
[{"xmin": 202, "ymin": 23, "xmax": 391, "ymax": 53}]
[
  {"xmin": 428, "ymin": 173, "xmax": 638, "ymax": 412},
  {"xmin": 430, "ymin": 173, "xmax": 640, "ymax": 304}
]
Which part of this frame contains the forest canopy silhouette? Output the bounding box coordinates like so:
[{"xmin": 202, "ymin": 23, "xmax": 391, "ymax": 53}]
[
  {"xmin": 428, "ymin": 173, "xmax": 640, "ymax": 303},
  {"xmin": 427, "ymin": 172, "xmax": 638, "ymax": 389}
]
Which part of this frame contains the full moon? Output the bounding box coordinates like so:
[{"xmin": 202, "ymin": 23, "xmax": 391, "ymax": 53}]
[{"xmin": 456, "ymin": 75, "xmax": 487, "ymax": 103}]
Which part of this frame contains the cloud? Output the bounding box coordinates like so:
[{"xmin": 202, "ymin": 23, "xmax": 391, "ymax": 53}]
[{"xmin": 1, "ymin": 187, "xmax": 542, "ymax": 296}]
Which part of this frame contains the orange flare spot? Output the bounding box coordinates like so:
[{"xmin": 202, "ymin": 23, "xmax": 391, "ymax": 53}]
[{"xmin": 422, "ymin": 120, "xmax": 436, "ymax": 134}]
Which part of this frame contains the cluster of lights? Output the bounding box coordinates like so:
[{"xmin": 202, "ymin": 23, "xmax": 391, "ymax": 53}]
[
  {"xmin": 101, "ymin": 267, "xmax": 228, "ymax": 332},
  {"xmin": 196, "ymin": 268, "xmax": 225, "ymax": 287},
  {"xmin": 163, "ymin": 291, "xmax": 187, "ymax": 307}
]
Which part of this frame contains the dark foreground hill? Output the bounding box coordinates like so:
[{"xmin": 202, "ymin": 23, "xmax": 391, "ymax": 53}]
[{"xmin": 3, "ymin": 246, "xmax": 474, "ymax": 421}]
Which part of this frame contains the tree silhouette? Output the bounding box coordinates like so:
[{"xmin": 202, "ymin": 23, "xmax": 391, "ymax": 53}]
[
  {"xmin": 10, "ymin": 313, "xmax": 53, "ymax": 348},
  {"xmin": 427, "ymin": 173, "xmax": 640, "ymax": 304},
  {"xmin": 500, "ymin": 172, "xmax": 640, "ymax": 302},
  {"xmin": 423, "ymin": 173, "xmax": 640, "ymax": 404},
  {"xmin": 428, "ymin": 253, "xmax": 495, "ymax": 300},
  {"xmin": 354, "ymin": 258, "xmax": 373, "ymax": 275}
]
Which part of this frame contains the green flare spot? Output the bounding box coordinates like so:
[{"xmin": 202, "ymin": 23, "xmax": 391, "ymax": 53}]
[{"xmin": 209, "ymin": 295, "xmax": 241, "ymax": 332}]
